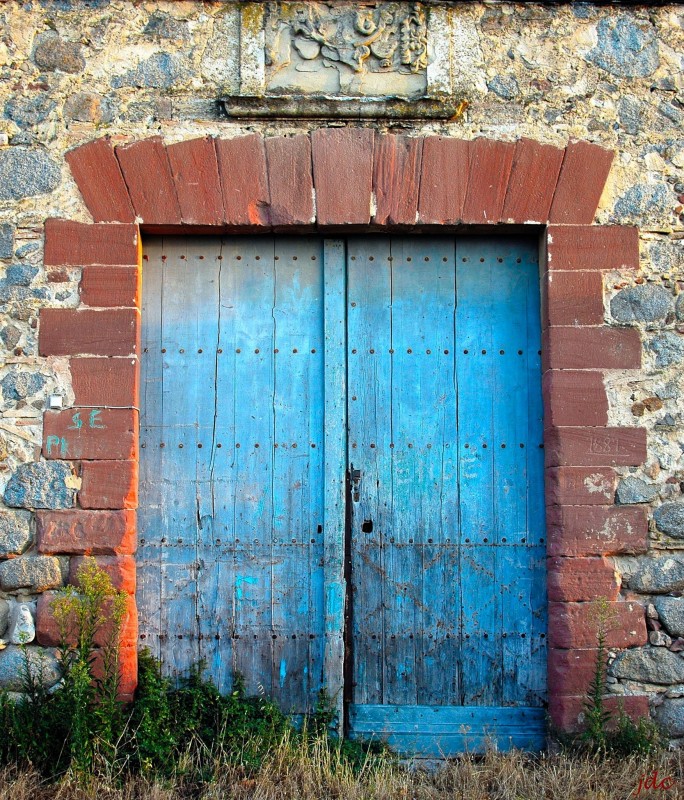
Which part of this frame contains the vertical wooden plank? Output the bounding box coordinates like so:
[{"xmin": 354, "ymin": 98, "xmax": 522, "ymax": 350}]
[
  {"xmin": 456, "ymin": 241, "xmax": 500, "ymax": 705},
  {"xmin": 323, "ymin": 239, "xmax": 347, "ymax": 725},
  {"xmin": 347, "ymin": 236, "xmax": 392, "ymax": 707}
]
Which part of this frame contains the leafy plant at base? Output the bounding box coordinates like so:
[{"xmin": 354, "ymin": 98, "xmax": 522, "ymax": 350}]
[{"xmin": 51, "ymin": 558, "xmax": 128, "ymax": 774}]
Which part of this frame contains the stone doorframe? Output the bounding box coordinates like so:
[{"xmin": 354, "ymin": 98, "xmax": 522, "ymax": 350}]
[{"xmin": 34, "ymin": 129, "xmax": 649, "ymax": 731}]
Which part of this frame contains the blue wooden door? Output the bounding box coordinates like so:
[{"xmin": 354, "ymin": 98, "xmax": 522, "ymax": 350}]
[
  {"xmin": 138, "ymin": 234, "xmax": 546, "ymax": 751},
  {"xmin": 346, "ymin": 236, "xmax": 546, "ymax": 754}
]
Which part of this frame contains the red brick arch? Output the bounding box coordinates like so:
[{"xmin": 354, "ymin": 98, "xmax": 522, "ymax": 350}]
[{"xmin": 35, "ymin": 129, "xmax": 648, "ymax": 729}]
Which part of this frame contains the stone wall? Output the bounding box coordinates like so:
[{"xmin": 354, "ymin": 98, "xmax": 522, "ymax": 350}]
[{"xmin": 0, "ymin": 0, "xmax": 683, "ymax": 739}]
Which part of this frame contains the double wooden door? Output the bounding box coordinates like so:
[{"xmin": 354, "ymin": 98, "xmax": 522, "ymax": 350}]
[{"xmin": 138, "ymin": 235, "xmax": 547, "ymax": 755}]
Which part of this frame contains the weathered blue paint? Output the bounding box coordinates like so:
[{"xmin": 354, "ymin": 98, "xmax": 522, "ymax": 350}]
[{"xmin": 138, "ymin": 234, "xmax": 546, "ymax": 753}]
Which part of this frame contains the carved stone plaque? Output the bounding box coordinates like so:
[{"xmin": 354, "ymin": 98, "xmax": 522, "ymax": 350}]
[{"xmin": 265, "ymin": 2, "xmax": 429, "ymax": 98}]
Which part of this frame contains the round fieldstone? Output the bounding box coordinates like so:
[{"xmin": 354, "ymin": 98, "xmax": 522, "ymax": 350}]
[
  {"xmin": 33, "ymin": 31, "xmax": 85, "ymax": 73},
  {"xmin": 3, "ymin": 95, "xmax": 55, "ymax": 128},
  {"xmin": 8, "ymin": 603, "xmax": 35, "ymax": 645},
  {"xmin": 111, "ymin": 52, "xmax": 187, "ymax": 89},
  {"xmin": 0, "ymin": 148, "xmax": 61, "ymax": 201},
  {"xmin": 0, "ymin": 598, "xmax": 8, "ymax": 636},
  {"xmin": 616, "ymin": 476, "xmax": 658, "ymax": 505},
  {"xmin": 1, "ymin": 369, "xmax": 47, "ymax": 402},
  {"xmin": 654, "ymin": 503, "xmax": 684, "ymax": 539},
  {"xmin": 647, "ymin": 332, "xmax": 684, "ymax": 369},
  {"xmin": 655, "ymin": 698, "xmax": 684, "ymax": 737},
  {"xmin": 0, "ymin": 509, "xmax": 32, "ymax": 557},
  {"xmin": 586, "ymin": 14, "xmax": 660, "ymax": 78},
  {"xmin": 0, "ymin": 223, "xmax": 14, "ymax": 260},
  {"xmin": 0, "ymin": 325, "xmax": 21, "ymax": 350},
  {"xmin": 622, "ymin": 554, "xmax": 684, "ymax": 594},
  {"xmin": 613, "ymin": 183, "xmax": 670, "ymax": 225},
  {"xmin": 655, "ymin": 597, "xmax": 684, "ymax": 638},
  {"xmin": 63, "ymin": 92, "xmax": 117, "ymax": 124},
  {"xmin": 610, "ymin": 284, "xmax": 674, "ymax": 325},
  {"xmin": 609, "ymin": 647, "xmax": 684, "ymax": 684},
  {"xmin": 3, "ymin": 461, "xmax": 76, "ymax": 510},
  {"xmin": 487, "ymin": 75, "xmax": 520, "ymax": 100},
  {"xmin": 0, "ymin": 645, "xmax": 60, "ymax": 692},
  {"xmin": 0, "ymin": 555, "xmax": 63, "ymax": 592}
]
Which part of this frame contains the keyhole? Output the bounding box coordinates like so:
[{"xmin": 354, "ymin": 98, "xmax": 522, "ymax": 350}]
[{"xmin": 362, "ymin": 520, "xmax": 373, "ymax": 533}]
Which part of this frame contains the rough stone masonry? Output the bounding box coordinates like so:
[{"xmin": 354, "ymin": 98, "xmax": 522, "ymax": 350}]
[{"xmin": 0, "ymin": 0, "xmax": 683, "ymax": 740}]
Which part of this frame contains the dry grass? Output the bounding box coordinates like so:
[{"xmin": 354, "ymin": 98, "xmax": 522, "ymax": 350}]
[{"xmin": 2, "ymin": 740, "xmax": 684, "ymax": 800}]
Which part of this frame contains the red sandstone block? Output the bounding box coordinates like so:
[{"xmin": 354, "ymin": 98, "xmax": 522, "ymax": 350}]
[
  {"xmin": 69, "ymin": 555, "xmax": 136, "ymax": 592},
  {"xmin": 543, "ymin": 270, "xmax": 605, "ymax": 327},
  {"xmin": 91, "ymin": 646, "xmax": 138, "ymax": 702},
  {"xmin": 542, "ymin": 370, "xmax": 608, "ymax": 428},
  {"xmin": 79, "ymin": 460, "xmax": 138, "ymax": 510},
  {"xmin": 545, "ymin": 426, "xmax": 647, "ymax": 468},
  {"xmin": 546, "ymin": 505, "xmax": 648, "ymax": 556},
  {"xmin": 71, "ymin": 357, "xmax": 138, "ymax": 407},
  {"xmin": 40, "ymin": 308, "xmax": 140, "ymax": 357},
  {"xmin": 548, "ymin": 600, "xmax": 646, "ymax": 650},
  {"xmin": 547, "ymin": 556, "xmax": 619, "ymax": 602},
  {"xmin": 543, "ymin": 326, "xmax": 641, "ymax": 371},
  {"xmin": 65, "ymin": 138, "xmax": 136, "ymax": 223},
  {"xmin": 37, "ymin": 510, "xmax": 136, "ymax": 555},
  {"xmin": 417, "ymin": 137, "xmax": 470, "ymax": 224},
  {"xmin": 116, "ymin": 137, "xmax": 181, "ymax": 225},
  {"xmin": 79, "ymin": 266, "xmax": 139, "ymax": 308},
  {"xmin": 312, "ymin": 128, "xmax": 375, "ymax": 225},
  {"xmin": 215, "ymin": 134, "xmax": 270, "ymax": 227},
  {"xmin": 502, "ymin": 138, "xmax": 564, "ymax": 223},
  {"xmin": 166, "ymin": 136, "xmax": 224, "ymax": 226},
  {"xmin": 461, "ymin": 138, "xmax": 515, "ymax": 224},
  {"xmin": 547, "ymin": 225, "xmax": 639, "ymax": 272},
  {"xmin": 545, "ymin": 466, "xmax": 616, "ymax": 505},
  {"xmin": 548, "ymin": 140, "xmax": 615, "ymax": 225},
  {"xmin": 548, "ymin": 648, "xmax": 600, "ymax": 698},
  {"xmin": 549, "ymin": 694, "xmax": 649, "ymax": 734},
  {"xmin": 43, "ymin": 408, "xmax": 138, "ymax": 460},
  {"xmin": 264, "ymin": 135, "xmax": 314, "ymax": 226},
  {"xmin": 44, "ymin": 219, "xmax": 138, "ymax": 267},
  {"xmin": 374, "ymin": 134, "xmax": 423, "ymax": 226},
  {"xmin": 36, "ymin": 591, "xmax": 137, "ymax": 648}
]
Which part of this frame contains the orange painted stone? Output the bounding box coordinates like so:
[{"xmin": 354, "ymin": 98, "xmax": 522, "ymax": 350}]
[
  {"xmin": 545, "ymin": 466, "xmax": 616, "ymax": 506},
  {"xmin": 545, "ymin": 426, "xmax": 647, "ymax": 468},
  {"xmin": 461, "ymin": 138, "xmax": 515, "ymax": 224},
  {"xmin": 90, "ymin": 645, "xmax": 138, "ymax": 702},
  {"xmin": 69, "ymin": 555, "xmax": 136, "ymax": 592},
  {"xmin": 116, "ymin": 137, "xmax": 182, "ymax": 225},
  {"xmin": 71, "ymin": 357, "xmax": 138, "ymax": 407},
  {"xmin": 542, "ymin": 370, "xmax": 608, "ymax": 428},
  {"xmin": 548, "ymin": 140, "xmax": 614, "ymax": 225},
  {"xmin": 543, "ymin": 270, "xmax": 605, "ymax": 327},
  {"xmin": 543, "ymin": 326, "xmax": 641, "ymax": 371},
  {"xmin": 417, "ymin": 137, "xmax": 469, "ymax": 224},
  {"xmin": 215, "ymin": 134, "xmax": 270, "ymax": 228},
  {"xmin": 374, "ymin": 134, "xmax": 423, "ymax": 226},
  {"xmin": 39, "ymin": 308, "xmax": 140, "ymax": 357},
  {"xmin": 79, "ymin": 460, "xmax": 138, "ymax": 509},
  {"xmin": 264, "ymin": 135, "xmax": 314, "ymax": 226},
  {"xmin": 312, "ymin": 128, "xmax": 375, "ymax": 225},
  {"xmin": 548, "ymin": 600, "xmax": 646, "ymax": 649},
  {"xmin": 43, "ymin": 408, "xmax": 138, "ymax": 461},
  {"xmin": 502, "ymin": 138, "xmax": 564, "ymax": 223},
  {"xmin": 37, "ymin": 591, "xmax": 137, "ymax": 648},
  {"xmin": 547, "ymin": 225, "xmax": 639, "ymax": 271},
  {"xmin": 65, "ymin": 138, "xmax": 136, "ymax": 223},
  {"xmin": 547, "ymin": 556, "xmax": 619, "ymax": 602},
  {"xmin": 44, "ymin": 219, "xmax": 138, "ymax": 267},
  {"xmin": 546, "ymin": 505, "xmax": 648, "ymax": 556},
  {"xmin": 79, "ymin": 266, "xmax": 139, "ymax": 308},
  {"xmin": 36, "ymin": 510, "xmax": 136, "ymax": 555},
  {"xmin": 166, "ymin": 137, "xmax": 224, "ymax": 226}
]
